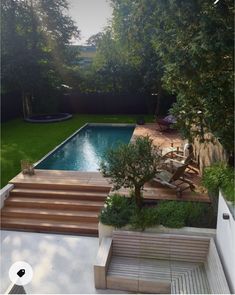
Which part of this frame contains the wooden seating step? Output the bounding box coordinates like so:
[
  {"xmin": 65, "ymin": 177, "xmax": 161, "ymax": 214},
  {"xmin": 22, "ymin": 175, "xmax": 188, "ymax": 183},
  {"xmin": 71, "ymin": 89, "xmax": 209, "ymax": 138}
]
[
  {"xmin": 10, "ymin": 179, "xmax": 111, "ymax": 192},
  {"xmin": 10, "ymin": 188, "xmax": 108, "ymax": 201},
  {"xmin": 4, "ymin": 196, "xmax": 104, "ymax": 211},
  {"xmin": 171, "ymin": 264, "xmax": 211, "ymax": 294},
  {"xmin": 1, "ymin": 207, "xmax": 99, "ymax": 222},
  {"xmin": 3, "ymin": 171, "xmax": 110, "ymax": 236},
  {"xmin": 107, "ymin": 256, "xmax": 211, "ymax": 294},
  {"xmin": 1, "ymin": 217, "xmax": 98, "ymax": 236}
]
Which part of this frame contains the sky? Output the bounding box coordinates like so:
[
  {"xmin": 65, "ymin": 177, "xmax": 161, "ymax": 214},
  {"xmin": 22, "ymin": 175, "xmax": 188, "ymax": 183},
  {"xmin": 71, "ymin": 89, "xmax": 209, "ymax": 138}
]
[{"xmin": 67, "ymin": 0, "xmax": 113, "ymax": 45}]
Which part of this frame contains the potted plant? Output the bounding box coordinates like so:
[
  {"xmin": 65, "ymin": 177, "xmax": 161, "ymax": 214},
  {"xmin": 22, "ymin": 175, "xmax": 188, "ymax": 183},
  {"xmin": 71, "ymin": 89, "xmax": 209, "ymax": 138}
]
[{"xmin": 202, "ymin": 162, "xmax": 235, "ymax": 216}]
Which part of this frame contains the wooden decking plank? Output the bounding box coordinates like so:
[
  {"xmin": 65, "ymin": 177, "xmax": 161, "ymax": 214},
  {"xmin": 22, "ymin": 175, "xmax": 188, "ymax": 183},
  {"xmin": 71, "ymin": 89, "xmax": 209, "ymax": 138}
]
[
  {"xmin": 1, "ymin": 207, "xmax": 98, "ymax": 222},
  {"xmin": 10, "ymin": 168, "xmax": 209, "ymax": 203}
]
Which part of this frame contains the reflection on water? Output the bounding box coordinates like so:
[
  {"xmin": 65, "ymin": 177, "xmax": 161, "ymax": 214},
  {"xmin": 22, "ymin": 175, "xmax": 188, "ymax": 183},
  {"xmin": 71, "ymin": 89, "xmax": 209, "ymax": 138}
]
[{"xmin": 36, "ymin": 126, "xmax": 134, "ymax": 171}]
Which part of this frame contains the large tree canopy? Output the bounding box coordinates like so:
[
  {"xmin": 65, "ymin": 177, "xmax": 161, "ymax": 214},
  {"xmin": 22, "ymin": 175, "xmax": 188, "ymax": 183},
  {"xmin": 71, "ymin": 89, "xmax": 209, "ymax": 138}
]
[
  {"xmin": 150, "ymin": 0, "xmax": 234, "ymax": 154},
  {"xmin": 1, "ymin": 0, "xmax": 79, "ymax": 114},
  {"xmin": 2, "ymin": 0, "xmax": 233, "ymax": 155},
  {"xmin": 86, "ymin": 0, "xmax": 233, "ymax": 155}
]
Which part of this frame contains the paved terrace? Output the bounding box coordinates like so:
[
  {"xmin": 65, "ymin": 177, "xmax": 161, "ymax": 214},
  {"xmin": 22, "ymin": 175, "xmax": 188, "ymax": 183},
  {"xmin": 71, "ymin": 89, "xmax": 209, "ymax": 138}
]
[
  {"xmin": 1, "ymin": 230, "xmax": 128, "ymax": 294},
  {"xmin": 132, "ymin": 123, "xmax": 184, "ymax": 149}
]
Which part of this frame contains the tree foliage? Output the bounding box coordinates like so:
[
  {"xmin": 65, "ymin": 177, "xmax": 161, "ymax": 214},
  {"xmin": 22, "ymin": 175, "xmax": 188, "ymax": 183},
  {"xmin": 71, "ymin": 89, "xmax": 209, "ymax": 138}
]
[
  {"xmin": 1, "ymin": 0, "xmax": 79, "ymax": 115},
  {"xmin": 100, "ymin": 136, "xmax": 161, "ymax": 208},
  {"xmin": 149, "ymin": 0, "xmax": 234, "ymax": 154},
  {"xmin": 91, "ymin": 0, "xmax": 234, "ymax": 155}
]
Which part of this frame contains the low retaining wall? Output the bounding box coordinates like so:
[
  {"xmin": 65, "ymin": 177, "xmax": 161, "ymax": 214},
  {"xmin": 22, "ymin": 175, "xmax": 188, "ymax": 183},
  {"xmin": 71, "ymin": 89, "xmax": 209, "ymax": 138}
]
[
  {"xmin": 216, "ymin": 191, "xmax": 235, "ymax": 293},
  {"xmin": 0, "ymin": 184, "xmax": 14, "ymax": 209},
  {"xmin": 98, "ymin": 222, "xmax": 216, "ymax": 244}
]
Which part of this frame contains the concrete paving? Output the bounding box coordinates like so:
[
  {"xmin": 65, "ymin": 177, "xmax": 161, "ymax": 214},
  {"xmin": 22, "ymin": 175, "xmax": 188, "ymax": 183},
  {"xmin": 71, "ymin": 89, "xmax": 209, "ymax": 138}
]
[{"xmin": 0, "ymin": 230, "xmax": 126, "ymax": 294}]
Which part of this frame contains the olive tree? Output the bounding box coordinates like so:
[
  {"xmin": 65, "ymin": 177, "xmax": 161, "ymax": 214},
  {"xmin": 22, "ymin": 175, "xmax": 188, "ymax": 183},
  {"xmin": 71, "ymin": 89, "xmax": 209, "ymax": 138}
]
[{"xmin": 100, "ymin": 136, "xmax": 161, "ymax": 208}]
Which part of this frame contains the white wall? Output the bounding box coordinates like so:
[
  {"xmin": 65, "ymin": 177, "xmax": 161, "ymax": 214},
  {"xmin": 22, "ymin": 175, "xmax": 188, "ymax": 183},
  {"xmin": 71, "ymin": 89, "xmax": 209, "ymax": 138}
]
[
  {"xmin": 0, "ymin": 184, "xmax": 14, "ymax": 209},
  {"xmin": 216, "ymin": 191, "xmax": 235, "ymax": 293}
]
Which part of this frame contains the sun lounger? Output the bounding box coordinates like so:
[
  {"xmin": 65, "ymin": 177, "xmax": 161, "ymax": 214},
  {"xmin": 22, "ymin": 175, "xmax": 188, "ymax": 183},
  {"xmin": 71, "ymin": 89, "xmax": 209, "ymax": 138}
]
[{"xmin": 153, "ymin": 164, "xmax": 195, "ymax": 196}]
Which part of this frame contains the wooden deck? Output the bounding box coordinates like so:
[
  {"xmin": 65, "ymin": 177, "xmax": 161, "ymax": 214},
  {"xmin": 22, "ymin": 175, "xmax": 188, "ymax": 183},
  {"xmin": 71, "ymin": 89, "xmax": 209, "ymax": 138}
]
[
  {"xmin": 1, "ymin": 171, "xmax": 209, "ymax": 236},
  {"xmin": 9, "ymin": 169, "xmax": 210, "ymax": 203},
  {"xmin": 9, "ymin": 170, "xmax": 111, "ymax": 188},
  {"xmin": 1, "ymin": 126, "xmax": 210, "ymax": 235}
]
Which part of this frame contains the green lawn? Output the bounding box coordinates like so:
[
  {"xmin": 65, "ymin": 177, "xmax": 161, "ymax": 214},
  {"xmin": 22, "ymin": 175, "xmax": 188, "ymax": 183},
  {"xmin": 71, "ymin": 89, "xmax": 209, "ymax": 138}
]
[{"xmin": 1, "ymin": 114, "xmax": 154, "ymax": 188}]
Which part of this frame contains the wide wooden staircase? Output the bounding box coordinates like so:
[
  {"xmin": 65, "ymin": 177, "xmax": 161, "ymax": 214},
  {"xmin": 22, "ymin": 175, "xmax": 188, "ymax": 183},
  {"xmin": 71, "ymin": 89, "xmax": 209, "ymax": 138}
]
[{"xmin": 1, "ymin": 180, "xmax": 111, "ymax": 236}]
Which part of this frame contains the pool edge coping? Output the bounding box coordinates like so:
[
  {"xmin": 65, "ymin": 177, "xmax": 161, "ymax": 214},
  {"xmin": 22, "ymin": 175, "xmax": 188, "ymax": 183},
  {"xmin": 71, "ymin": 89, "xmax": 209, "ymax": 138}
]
[{"xmin": 34, "ymin": 123, "xmax": 136, "ymax": 168}]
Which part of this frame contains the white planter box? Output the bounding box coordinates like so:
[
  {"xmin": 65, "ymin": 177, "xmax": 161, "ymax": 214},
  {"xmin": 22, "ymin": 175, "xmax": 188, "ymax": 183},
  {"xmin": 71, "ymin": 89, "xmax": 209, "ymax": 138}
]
[{"xmin": 98, "ymin": 222, "xmax": 115, "ymax": 244}]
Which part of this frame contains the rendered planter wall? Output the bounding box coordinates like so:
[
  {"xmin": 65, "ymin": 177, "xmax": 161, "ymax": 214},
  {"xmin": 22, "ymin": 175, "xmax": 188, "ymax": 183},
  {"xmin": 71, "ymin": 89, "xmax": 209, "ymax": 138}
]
[
  {"xmin": 216, "ymin": 191, "xmax": 235, "ymax": 293},
  {"xmin": 98, "ymin": 222, "xmax": 216, "ymax": 244},
  {"xmin": 0, "ymin": 184, "xmax": 14, "ymax": 209}
]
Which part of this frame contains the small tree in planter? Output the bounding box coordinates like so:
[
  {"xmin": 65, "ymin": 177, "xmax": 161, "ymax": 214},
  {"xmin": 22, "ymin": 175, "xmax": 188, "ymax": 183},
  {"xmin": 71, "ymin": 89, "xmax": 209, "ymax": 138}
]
[{"xmin": 100, "ymin": 136, "xmax": 161, "ymax": 208}]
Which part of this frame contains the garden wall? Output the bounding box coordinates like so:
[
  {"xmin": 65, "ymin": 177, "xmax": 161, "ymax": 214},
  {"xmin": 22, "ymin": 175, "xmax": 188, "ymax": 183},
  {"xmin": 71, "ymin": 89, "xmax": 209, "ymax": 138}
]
[
  {"xmin": 193, "ymin": 132, "xmax": 227, "ymax": 175},
  {"xmin": 60, "ymin": 92, "xmax": 175, "ymax": 115},
  {"xmin": 1, "ymin": 92, "xmax": 23, "ymax": 122},
  {"xmin": 60, "ymin": 92, "xmax": 154, "ymax": 114}
]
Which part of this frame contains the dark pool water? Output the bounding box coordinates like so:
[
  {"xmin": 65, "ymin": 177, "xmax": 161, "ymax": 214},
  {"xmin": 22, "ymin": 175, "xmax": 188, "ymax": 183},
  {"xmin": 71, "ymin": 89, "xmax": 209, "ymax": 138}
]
[{"xmin": 36, "ymin": 125, "xmax": 135, "ymax": 171}]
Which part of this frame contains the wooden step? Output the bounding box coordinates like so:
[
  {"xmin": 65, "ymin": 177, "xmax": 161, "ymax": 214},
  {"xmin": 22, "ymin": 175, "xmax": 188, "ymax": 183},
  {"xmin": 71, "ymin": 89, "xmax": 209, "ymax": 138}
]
[
  {"xmin": 5, "ymin": 197, "xmax": 104, "ymax": 211},
  {"xmin": 1, "ymin": 217, "xmax": 98, "ymax": 235},
  {"xmin": 10, "ymin": 179, "xmax": 111, "ymax": 192},
  {"xmin": 10, "ymin": 188, "xmax": 108, "ymax": 201},
  {"xmin": 1, "ymin": 207, "xmax": 99, "ymax": 223}
]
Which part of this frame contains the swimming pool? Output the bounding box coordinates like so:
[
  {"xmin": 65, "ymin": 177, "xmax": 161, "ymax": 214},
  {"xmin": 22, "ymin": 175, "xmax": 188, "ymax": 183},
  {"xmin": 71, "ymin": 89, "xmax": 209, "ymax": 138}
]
[{"xmin": 35, "ymin": 124, "xmax": 135, "ymax": 171}]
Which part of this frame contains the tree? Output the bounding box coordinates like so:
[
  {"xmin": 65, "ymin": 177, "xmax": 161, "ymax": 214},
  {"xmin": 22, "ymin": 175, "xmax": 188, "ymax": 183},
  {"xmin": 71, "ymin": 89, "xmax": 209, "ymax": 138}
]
[
  {"xmin": 1, "ymin": 0, "xmax": 79, "ymax": 116},
  {"xmin": 108, "ymin": 0, "xmax": 234, "ymax": 157},
  {"xmin": 150, "ymin": 0, "xmax": 234, "ymax": 155},
  {"xmin": 100, "ymin": 136, "xmax": 161, "ymax": 208}
]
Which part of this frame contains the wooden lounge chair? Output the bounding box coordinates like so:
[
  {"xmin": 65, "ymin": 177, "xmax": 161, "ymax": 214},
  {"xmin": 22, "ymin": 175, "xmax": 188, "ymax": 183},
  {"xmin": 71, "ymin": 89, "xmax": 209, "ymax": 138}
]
[
  {"xmin": 163, "ymin": 152, "xmax": 198, "ymax": 174},
  {"xmin": 153, "ymin": 164, "xmax": 195, "ymax": 197}
]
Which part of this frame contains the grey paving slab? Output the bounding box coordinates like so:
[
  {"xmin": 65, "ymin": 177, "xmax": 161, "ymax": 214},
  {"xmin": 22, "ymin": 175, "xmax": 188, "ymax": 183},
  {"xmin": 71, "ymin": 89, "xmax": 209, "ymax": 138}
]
[{"xmin": 0, "ymin": 230, "xmax": 126, "ymax": 294}]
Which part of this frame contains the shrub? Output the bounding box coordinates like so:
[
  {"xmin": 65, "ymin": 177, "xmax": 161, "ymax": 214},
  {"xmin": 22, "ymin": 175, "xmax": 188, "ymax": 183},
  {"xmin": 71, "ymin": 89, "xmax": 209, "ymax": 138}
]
[
  {"xmin": 203, "ymin": 162, "xmax": 235, "ymax": 203},
  {"xmin": 130, "ymin": 206, "xmax": 159, "ymax": 231},
  {"xmin": 100, "ymin": 196, "xmax": 216, "ymax": 230},
  {"xmin": 99, "ymin": 194, "xmax": 134, "ymax": 228},
  {"xmin": 157, "ymin": 201, "xmax": 187, "ymax": 228},
  {"xmin": 185, "ymin": 202, "xmax": 215, "ymax": 228},
  {"xmin": 157, "ymin": 201, "xmax": 216, "ymax": 229}
]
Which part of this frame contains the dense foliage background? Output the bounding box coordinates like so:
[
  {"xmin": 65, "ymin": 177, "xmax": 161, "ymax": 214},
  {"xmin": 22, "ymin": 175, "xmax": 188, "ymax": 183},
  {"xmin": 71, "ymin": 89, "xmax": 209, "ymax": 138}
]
[
  {"xmin": 1, "ymin": 0, "xmax": 234, "ymax": 156},
  {"xmin": 81, "ymin": 0, "xmax": 234, "ymax": 155},
  {"xmin": 1, "ymin": 0, "xmax": 79, "ymax": 115}
]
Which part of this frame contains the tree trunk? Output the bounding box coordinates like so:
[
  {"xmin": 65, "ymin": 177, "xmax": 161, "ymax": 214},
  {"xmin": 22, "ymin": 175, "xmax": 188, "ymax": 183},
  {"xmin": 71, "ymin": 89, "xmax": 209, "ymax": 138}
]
[
  {"xmin": 154, "ymin": 80, "xmax": 163, "ymax": 117},
  {"xmin": 135, "ymin": 186, "xmax": 143, "ymax": 209},
  {"xmin": 22, "ymin": 92, "xmax": 33, "ymax": 118},
  {"xmin": 22, "ymin": 91, "xmax": 27, "ymax": 119}
]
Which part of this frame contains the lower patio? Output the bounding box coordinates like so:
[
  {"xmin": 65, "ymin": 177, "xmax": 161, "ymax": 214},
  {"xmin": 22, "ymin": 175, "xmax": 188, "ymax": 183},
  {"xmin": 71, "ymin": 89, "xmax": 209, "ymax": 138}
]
[{"xmin": 1, "ymin": 230, "xmax": 127, "ymax": 294}]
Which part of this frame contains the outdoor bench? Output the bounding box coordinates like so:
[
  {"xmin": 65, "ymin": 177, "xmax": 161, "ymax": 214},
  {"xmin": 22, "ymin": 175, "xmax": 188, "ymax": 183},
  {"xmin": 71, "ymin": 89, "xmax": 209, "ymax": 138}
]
[{"xmin": 94, "ymin": 230, "xmax": 230, "ymax": 294}]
